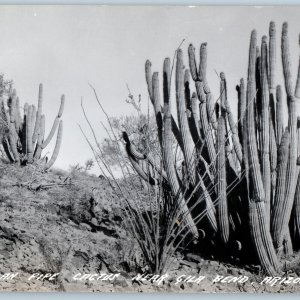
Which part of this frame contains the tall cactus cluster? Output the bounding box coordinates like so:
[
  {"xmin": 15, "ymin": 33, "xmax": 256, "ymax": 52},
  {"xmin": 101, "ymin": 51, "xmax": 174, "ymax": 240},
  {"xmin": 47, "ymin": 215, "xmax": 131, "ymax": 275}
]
[
  {"xmin": 0, "ymin": 78, "xmax": 64, "ymax": 170},
  {"xmin": 123, "ymin": 21, "xmax": 300, "ymax": 275}
]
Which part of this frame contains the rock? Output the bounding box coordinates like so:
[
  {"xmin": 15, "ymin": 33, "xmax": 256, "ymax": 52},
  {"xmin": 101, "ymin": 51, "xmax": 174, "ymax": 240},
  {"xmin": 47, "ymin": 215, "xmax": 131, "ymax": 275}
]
[
  {"xmin": 67, "ymin": 219, "xmax": 77, "ymax": 226},
  {"xmin": 132, "ymin": 282, "xmax": 140, "ymax": 289},
  {"xmin": 80, "ymin": 223, "xmax": 92, "ymax": 231},
  {"xmin": 113, "ymin": 277, "xmax": 129, "ymax": 288},
  {"xmin": 209, "ymin": 260, "xmax": 219, "ymax": 267},
  {"xmin": 180, "ymin": 265, "xmax": 191, "ymax": 273},
  {"xmin": 186, "ymin": 253, "xmax": 203, "ymax": 264},
  {"xmin": 180, "ymin": 259, "xmax": 198, "ymax": 269},
  {"xmin": 118, "ymin": 271, "xmax": 131, "ymax": 279},
  {"xmin": 227, "ymin": 268, "xmax": 239, "ymax": 276},
  {"xmin": 90, "ymin": 218, "xmax": 98, "ymax": 226}
]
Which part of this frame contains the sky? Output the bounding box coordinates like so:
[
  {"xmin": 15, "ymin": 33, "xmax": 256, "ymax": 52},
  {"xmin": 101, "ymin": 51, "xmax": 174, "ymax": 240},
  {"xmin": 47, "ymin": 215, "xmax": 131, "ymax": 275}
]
[{"xmin": 0, "ymin": 5, "xmax": 300, "ymax": 173}]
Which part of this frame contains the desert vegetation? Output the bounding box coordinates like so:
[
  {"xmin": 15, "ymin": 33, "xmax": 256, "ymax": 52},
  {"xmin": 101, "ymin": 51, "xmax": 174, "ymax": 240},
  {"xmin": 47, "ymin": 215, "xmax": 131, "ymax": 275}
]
[
  {"xmin": 0, "ymin": 80, "xmax": 64, "ymax": 170},
  {"xmin": 3, "ymin": 18, "xmax": 300, "ymax": 293},
  {"xmin": 118, "ymin": 21, "xmax": 300, "ymax": 276}
]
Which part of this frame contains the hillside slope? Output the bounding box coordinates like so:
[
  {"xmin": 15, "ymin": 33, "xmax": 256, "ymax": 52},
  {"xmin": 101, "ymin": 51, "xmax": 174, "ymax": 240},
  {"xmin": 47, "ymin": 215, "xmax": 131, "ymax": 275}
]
[{"xmin": 0, "ymin": 162, "xmax": 300, "ymax": 293}]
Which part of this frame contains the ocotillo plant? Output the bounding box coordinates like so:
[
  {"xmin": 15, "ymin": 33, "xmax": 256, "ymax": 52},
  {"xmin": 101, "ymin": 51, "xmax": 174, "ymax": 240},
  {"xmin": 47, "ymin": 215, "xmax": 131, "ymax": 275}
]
[
  {"xmin": 123, "ymin": 21, "xmax": 300, "ymax": 275},
  {"xmin": 0, "ymin": 79, "xmax": 64, "ymax": 170}
]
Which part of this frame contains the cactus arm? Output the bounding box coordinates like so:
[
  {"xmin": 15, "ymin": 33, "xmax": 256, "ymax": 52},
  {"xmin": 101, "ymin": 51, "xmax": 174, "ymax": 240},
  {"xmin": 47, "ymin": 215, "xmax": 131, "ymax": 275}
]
[
  {"xmin": 196, "ymin": 81, "xmax": 216, "ymax": 172},
  {"xmin": 176, "ymin": 50, "xmax": 196, "ymax": 185},
  {"xmin": 7, "ymin": 91, "xmax": 19, "ymax": 162},
  {"xmin": 21, "ymin": 103, "xmax": 28, "ymax": 155},
  {"xmin": 8, "ymin": 90, "xmax": 18, "ymax": 140},
  {"xmin": 8, "ymin": 90, "xmax": 16, "ymax": 123},
  {"xmin": 129, "ymin": 155, "xmax": 156, "ymax": 185},
  {"xmin": 7, "ymin": 122, "xmax": 19, "ymax": 162},
  {"xmin": 184, "ymin": 65, "xmax": 217, "ymax": 230},
  {"xmin": 152, "ymin": 72, "xmax": 163, "ymax": 147},
  {"xmin": 41, "ymin": 95, "xmax": 64, "ymax": 149},
  {"xmin": 199, "ymin": 43, "xmax": 207, "ymax": 83},
  {"xmin": 237, "ymin": 78, "xmax": 246, "ymax": 147},
  {"xmin": 184, "ymin": 69, "xmax": 191, "ymax": 110},
  {"xmin": 41, "ymin": 115, "xmax": 59, "ymax": 149},
  {"xmin": 206, "ymin": 92, "xmax": 218, "ymax": 131},
  {"xmin": 292, "ymin": 118, "xmax": 300, "ymax": 241},
  {"xmin": 2, "ymin": 137, "xmax": 14, "ymax": 163},
  {"xmin": 32, "ymin": 83, "xmax": 43, "ymax": 144},
  {"xmin": 269, "ymin": 106, "xmax": 277, "ymax": 207},
  {"xmin": 44, "ymin": 120, "xmax": 63, "ymax": 170},
  {"xmin": 277, "ymin": 23, "xmax": 298, "ymax": 254},
  {"xmin": 221, "ymin": 73, "xmax": 243, "ymax": 164},
  {"xmin": 189, "ymin": 92, "xmax": 201, "ymax": 147},
  {"xmin": 123, "ymin": 131, "xmax": 168, "ymax": 181},
  {"xmin": 33, "ymin": 114, "xmax": 45, "ymax": 159},
  {"xmin": 8, "ymin": 90, "xmax": 19, "ymax": 139},
  {"xmin": 269, "ymin": 21, "xmax": 276, "ymax": 93},
  {"xmin": 225, "ymin": 143, "xmax": 239, "ymax": 179},
  {"xmin": 15, "ymin": 97, "xmax": 22, "ymax": 133},
  {"xmin": 271, "ymin": 128, "xmax": 289, "ymax": 248},
  {"xmin": 247, "ymin": 30, "xmax": 280, "ymax": 273},
  {"xmin": 171, "ymin": 117, "xmax": 184, "ymax": 152},
  {"xmin": 188, "ymin": 44, "xmax": 199, "ymax": 81},
  {"xmin": 126, "ymin": 144, "xmax": 145, "ymax": 161},
  {"xmin": 162, "ymin": 55, "xmax": 199, "ymax": 240},
  {"xmin": 260, "ymin": 36, "xmax": 271, "ymax": 223},
  {"xmin": 255, "ymin": 47, "xmax": 262, "ymax": 153},
  {"xmin": 198, "ymin": 174, "xmax": 218, "ymax": 233},
  {"xmin": 282, "ymin": 22, "xmax": 294, "ymax": 98},
  {"xmin": 249, "ymin": 202, "xmax": 277, "ymax": 276},
  {"xmin": 26, "ymin": 105, "xmax": 34, "ymax": 162},
  {"xmin": 146, "ymin": 154, "xmax": 168, "ymax": 182},
  {"xmin": 57, "ymin": 95, "xmax": 65, "ymax": 118},
  {"xmin": 31, "ymin": 105, "xmax": 36, "ymax": 134},
  {"xmin": 30, "ymin": 104, "xmax": 37, "ymax": 153},
  {"xmin": 281, "ymin": 94, "xmax": 297, "ymax": 253},
  {"xmin": 124, "ymin": 139, "xmax": 156, "ymax": 184},
  {"xmin": 295, "ymin": 35, "xmax": 300, "ymax": 98},
  {"xmin": 216, "ymin": 112, "xmax": 229, "ymax": 244},
  {"xmin": 268, "ymin": 22, "xmax": 278, "ymax": 180},
  {"xmin": 145, "ymin": 60, "xmax": 153, "ymax": 100},
  {"xmin": 145, "ymin": 59, "xmax": 184, "ymax": 151},
  {"xmin": 276, "ymin": 85, "xmax": 284, "ymax": 146}
]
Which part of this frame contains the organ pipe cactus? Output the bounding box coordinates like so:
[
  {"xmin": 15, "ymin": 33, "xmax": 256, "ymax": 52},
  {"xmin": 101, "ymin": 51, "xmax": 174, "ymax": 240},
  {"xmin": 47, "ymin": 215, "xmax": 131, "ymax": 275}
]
[
  {"xmin": 216, "ymin": 73, "xmax": 229, "ymax": 244},
  {"xmin": 123, "ymin": 21, "xmax": 300, "ymax": 275},
  {"xmin": 0, "ymin": 82, "xmax": 64, "ymax": 170}
]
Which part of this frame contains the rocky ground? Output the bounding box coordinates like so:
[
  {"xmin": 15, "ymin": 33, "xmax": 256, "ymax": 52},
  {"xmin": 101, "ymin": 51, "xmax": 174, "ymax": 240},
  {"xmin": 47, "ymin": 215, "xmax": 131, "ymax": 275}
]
[{"xmin": 1, "ymin": 161, "xmax": 300, "ymax": 293}]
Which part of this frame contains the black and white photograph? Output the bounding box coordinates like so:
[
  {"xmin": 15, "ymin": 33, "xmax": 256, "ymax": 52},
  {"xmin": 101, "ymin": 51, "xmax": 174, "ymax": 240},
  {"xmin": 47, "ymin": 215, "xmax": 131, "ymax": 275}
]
[{"xmin": 1, "ymin": 5, "xmax": 300, "ymax": 293}]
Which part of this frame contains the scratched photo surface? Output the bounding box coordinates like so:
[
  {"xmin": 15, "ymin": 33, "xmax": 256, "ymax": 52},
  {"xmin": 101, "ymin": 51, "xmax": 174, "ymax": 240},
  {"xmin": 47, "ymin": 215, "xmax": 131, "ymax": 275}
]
[{"xmin": 1, "ymin": 5, "xmax": 300, "ymax": 293}]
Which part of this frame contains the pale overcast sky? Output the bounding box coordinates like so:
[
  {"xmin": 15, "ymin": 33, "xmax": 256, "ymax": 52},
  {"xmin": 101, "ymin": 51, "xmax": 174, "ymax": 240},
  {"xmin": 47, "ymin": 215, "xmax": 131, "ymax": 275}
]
[{"xmin": 0, "ymin": 6, "xmax": 299, "ymax": 172}]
